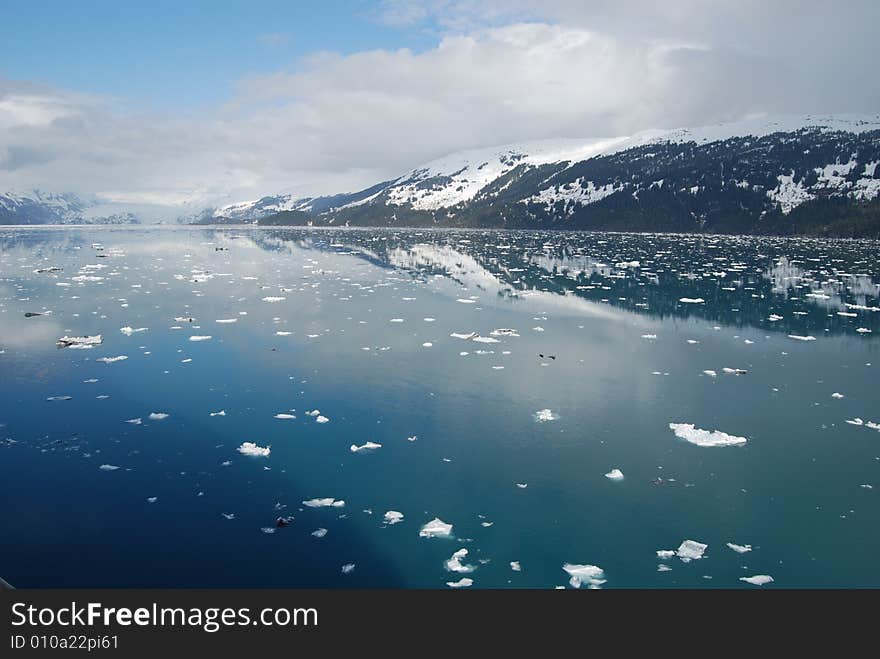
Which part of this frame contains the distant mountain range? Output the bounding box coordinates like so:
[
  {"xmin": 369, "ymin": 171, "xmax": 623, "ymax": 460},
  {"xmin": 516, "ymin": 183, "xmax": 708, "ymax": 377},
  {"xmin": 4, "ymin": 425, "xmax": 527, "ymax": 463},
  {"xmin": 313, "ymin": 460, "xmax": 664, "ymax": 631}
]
[
  {"xmin": 204, "ymin": 114, "xmax": 880, "ymax": 237},
  {"xmin": 0, "ymin": 190, "xmax": 139, "ymax": 225}
]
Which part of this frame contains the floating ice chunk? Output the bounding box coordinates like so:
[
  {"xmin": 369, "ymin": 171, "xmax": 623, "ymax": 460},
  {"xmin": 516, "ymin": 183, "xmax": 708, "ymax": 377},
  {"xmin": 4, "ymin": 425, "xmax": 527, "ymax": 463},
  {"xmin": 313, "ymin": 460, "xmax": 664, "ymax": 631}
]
[
  {"xmin": 768, "ymin": 314, "xmax": 783, "ymax": 321},
  {"xmin": 686, "ymin": 339, "xmax": 700, "ymax": 344},
  {"xmin": 422, "ymin": 342, "xmax": 433, "ymax": 347},
  {"xmin": 490, "ymin": 328, "xmax": 520, "ymax": 337},
  {"xmin": 262, "ymin": 296, "xmax": 286, "ymax": 302},
  {"xmin": 534, "ymin": 409, "xmax": 558, "ymax": 422},
  {"xmin": 149, "ymin": 412, "xmax": 169, "ymax": 420},
  {"xmin": 831, "ymin": 393, "xmax": 844, "ymax": 399},
  {"xmin": 669, "ymin": 423, "xmax": 748, "ymax": 447},
  {"xmin": 174, "ymin": 317, "xmax": 195, "ymax": 323},
  {"xmin": 303, "ymin": 498, "xmax": 345, "ymax": 508},
  {"xmin": 605, "ymin": 468, "xmax": 624, "ymax": 480},
  {"xmin": 845, "ymin": 418, "xmax": 864, "ymax": 426},
  {"xmin": 456, "ymin": 299, "xmax": 476, "ymax": 304},
  {"xmin": 451, "ymin": 331, "xmax": 477, "ymax": 340},
  {"xmin": 856, "ymin": 328, "xmax": 872, "ymax": 333},
  {"xmin": 788, "ymin": 335, "xmax": 816, "ymax": 341},
  {"xmin": 722, "ymin": 367, "xmax": 748, "ymax": 375},
  {"xmin": 510, "ymin": 561, "xmax": 522, "ymax": 572},
  {"xmin": 99, "ymin": 464, "xmax": 119, "ymax": 471},
  {"xmin": 119, "ymin": 327, "xmax": 148, "ymax": 336},
  {"xmin": 641, "ymin": 334, "xmax": 657, "ymax": 340},
  {"xmin": 516, "ymin": 483, "xmax": 528, "ymax": 489},
  {"xmin": 305, "ymin": 409, "xmax": 320, "ymax": 416},
  {"xmin": 46, "ymin": 395, "xmax": 72, "ymax": 401},
  {"xmin": 407, "ymin": 435, "xmax": 418, "ymax": 442},
  {"xmin": 215, "ymin": 318, "xmax": 237, "ymax": 324},
  {"xmin": 726, "ymin": 542, "xmax": 752, "ymax": 554},
  {"xmin": 420, "ymin": 517, "xmax": 453, "ymax": 538},
  {"xmin": 189, "ymin": 335, "xmax": 212, "ymax": 341},
  {"xmin": 274, "ymin": 413, "xmax": 296, "ymax": 420},
  {"xmin": 532, "ymin": 326, "xmax": 545, "ymax": 332},
  {"xmin": 740, "ymin": 575, "xmax": 774, "ymax": 586},
  {"xmin": 311, "ymin": 528, "xmax": 328, "ymax": 537},
  {"xmin": 679, "ymin": 297, "xmax": 705, "ymax": 304},
  {"xmin": 563, "ymin": 564, "xmax": 606, "ymax": 589},
  {"xmin": 657, "ymin": 564, "xmax": 672, "ymax": 572},
  {"xmin": 316, "ymin": 415, "xmax": 329, "ymax": 424},
  {"xmin": 389, "ymin": 318, "xmax": 404, "ymax": 323},
  {"xmin": 222, "ymin": 513, "xmax": 236, "ymax": 520},
  {"xmin": 260, "ymin": 527, "xmax": 276, "ymax": 534},
  {"xmin": 125, "ymin": 418, "xmax": 142, "ymax": 425},
  {"xmin": 147, "ymin": 497, "xmax": 158, "ymax": 503},
  {"xmin": 656, "ymin": 550, "xmax": 676, "ymax": 559},
  {"xmin": 383, "ymin": 511, "xmax": 404, "ymax": 525},
  {"xmin": 97, "ymin": 355, "xmax": 128, "ymax": 363},
  {"xmin": 237, "ymin": 442, "xmax": 270, "ymax": 457},
  {"xmin": 351, "ymin": 441, "xmax": 382, "ymax": 453},
  {"xmin": 446, "ymin": 578, "xmax": 473, "ymax": 588},
  {"xmin": 445, "ymin": 548, "xmax": 476, "ymax": 573},
  {"xmin": 57, "ymin": 335, "xmax": 103, "ymax": 348},
  {"xmin": 703, "ymin": 370, "xmax": 717, "ymax": 377},
  {"xmin": 676, "ymin": 540, "xmax": 708, "ymax": 561},
  {"xmin": 210, "ymin": 410, "xmax": 226, "ymax": 417},
  {"xmin": 276, "ymin": 331, "xmax": 292, "ymax": 336},
  {"xmin": 341, "ymin": 563, "xmax": 355, "ymax": 574}
]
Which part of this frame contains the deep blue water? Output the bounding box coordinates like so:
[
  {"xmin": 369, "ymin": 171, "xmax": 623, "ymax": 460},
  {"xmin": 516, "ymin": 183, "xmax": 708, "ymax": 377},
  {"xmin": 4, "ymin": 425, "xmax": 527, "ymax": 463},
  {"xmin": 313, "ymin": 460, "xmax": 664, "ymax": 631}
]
[{"xmin": 1, "ymin": 227, "xmax": 879, "ymax": 588}]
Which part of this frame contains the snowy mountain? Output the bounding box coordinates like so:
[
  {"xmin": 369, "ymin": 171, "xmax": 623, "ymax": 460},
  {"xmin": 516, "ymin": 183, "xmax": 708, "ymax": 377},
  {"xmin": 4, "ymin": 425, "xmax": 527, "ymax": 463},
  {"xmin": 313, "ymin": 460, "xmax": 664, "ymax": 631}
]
[
  {"xmin": 254, "ymin": 114, "xmax": 880, "ymax": 236},
  {"xmin": 0, "ymin": 190, "xmax": 139, "ymax": 225}
]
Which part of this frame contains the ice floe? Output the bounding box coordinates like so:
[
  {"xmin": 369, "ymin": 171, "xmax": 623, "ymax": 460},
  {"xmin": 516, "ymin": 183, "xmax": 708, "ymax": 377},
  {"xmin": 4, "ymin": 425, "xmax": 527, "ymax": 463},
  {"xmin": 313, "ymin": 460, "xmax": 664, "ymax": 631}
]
[
  {"xmin": 99, "ymin": 464, "xmax": 119, "ymax": 471},
  {"xmin": 350, "ymin": 441, "xmax": 382, "ymax": 453},
  {"xmin": 562, "ymin": 563, "xmax": 606, "ymax": 589},
  {"xmin": 148, "ymin": 412, "xmax": 169, "ymax": 420},
  {"xmin": 238, "ymin": 442, "xmax": 270, "ymax": 457},
  {"xmin": 739, "ymin": 575, "xmax": 774, "ymax": 586},
  {"xmin": 726, "ymin": 542, "xmax": 752, "ymax": 554},
  {"xmin": 679, "ymin": 297, "xmax": 705, "ymax": 304},
  {"xmin": 119, "ymin": 327, "xmax": 148, "ymax": 336},
  {"xmin": 445, "ymin": 548, "xmax": 476, "ymax": 573},
  {"xmin": 97, "ymin": 355, "xmax": 128, "ymax": 363},
  {"xmin": 303, "ymin": 498, "xmax": 345, "ymax": 508},
  {"xmin": 446, "ymin": 578, "xmax": 473, "ymax": 588},
  {"xmin": 669, "ymin": 423, "xmax": 748, "ymax": 447},
  {"xmin": 420, "ymin": 517, "xmax": 453, "ymax": 538},
  {"xmin": 676, "ymin": 539, "xmax": 708, "ymax": 561},
  {"xmin": 534, "ymin": 409, "xmax": 558, "ymax": 422},
  {"xmin": 788, "ymin": 334, "xmax": 816, "ymax": 341},
  {"xmin": 189, "ymin": 335, "xmax": 212, "ymax": 341},
  {"xmin": 383, "ymin": 511, "xmax": 404, "ymax": 525},
  {"xmin": 510, "ymin": 561, "xmax": 522, "ymax": 572},
  {"xmin": 605, "ymin": 468, "xmax": 624, "ymax": 480},
  {"xmin": 56, "ymin": 335, "xmax": 102, "ymax": 349}
]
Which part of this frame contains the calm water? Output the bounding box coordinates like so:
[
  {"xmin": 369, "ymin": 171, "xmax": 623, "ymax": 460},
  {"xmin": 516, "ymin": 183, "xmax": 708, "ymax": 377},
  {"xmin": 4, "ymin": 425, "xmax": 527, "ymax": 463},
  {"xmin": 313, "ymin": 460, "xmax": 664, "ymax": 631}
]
[{"xmin": 1, "ymin": 227, "xmax": 879, "ymax": 588}]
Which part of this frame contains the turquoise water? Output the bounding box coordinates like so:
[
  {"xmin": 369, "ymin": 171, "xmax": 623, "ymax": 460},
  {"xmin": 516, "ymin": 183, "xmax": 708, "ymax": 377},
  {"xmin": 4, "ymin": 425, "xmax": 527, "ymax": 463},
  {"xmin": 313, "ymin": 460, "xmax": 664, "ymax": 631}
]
[{"xmin": 1, "ymin": 227, "xmax": 878, "ymax": 588}]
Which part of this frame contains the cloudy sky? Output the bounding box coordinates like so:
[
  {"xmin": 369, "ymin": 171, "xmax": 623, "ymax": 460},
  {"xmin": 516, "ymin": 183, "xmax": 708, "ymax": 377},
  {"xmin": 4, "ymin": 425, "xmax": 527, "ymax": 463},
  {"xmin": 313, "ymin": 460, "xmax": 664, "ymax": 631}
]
[{"xmin": 1, "ymin": 0, "xmax": 878, "ymax": 215}]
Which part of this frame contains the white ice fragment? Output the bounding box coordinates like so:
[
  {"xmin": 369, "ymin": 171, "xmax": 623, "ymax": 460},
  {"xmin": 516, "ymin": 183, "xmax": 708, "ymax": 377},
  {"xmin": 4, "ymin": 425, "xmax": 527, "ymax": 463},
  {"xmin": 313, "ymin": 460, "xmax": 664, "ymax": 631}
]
[
  {"xmin": 563, "ymin": 564, "xmax": 606, "ymax": 589},
  {"xmin": 237, "ymin": 442, "xmax": 270, "ymax": 457},
  {"xmin": 341, "ymin": 563, "xmax": 355, "ymax": 574},
  {"xmin": 125, "ymin": 418, "xmax": 142, "ymax": 425},
  {"xmin": 605, "ymin": 468, "xmax": 624, "ymax": 480},
  {"xmin": 740, "ymin": 575, "xmax": 774, "ymax": 586},
  {"xmin": 726, "ymin": 542, "xmax": 752, "ymax": 554},
  {"xmin": 669, "ymin": 423, "xmax": 748, "ymax": 447},
  {"xmin": 534, "ymin": 409, "xmax": 558, "ymax": 422},
  {"xmin": 831, "ymin": 393, "xmax": 844, "ymax": 399},
  {"xmin": 210, "ymin": 410, "xmax": 226, "ymax": 417},
  {"xmin": 311, "ymin": 528, "xmax": 327, "ymax": 537},
  {"xmin": 147, "ymin": 497, "xmax": 158, "ymax": 503},
  {"xmin": 510, "ymin": 561, "xmax": 522, "ymax": 572},
  {"xmin": 99, "ymin": 464, "xmax": 119, "ymax": 471},
  {"xmin": 119, "ymin": 327, "xmax": 148, "ymax": 336},
  {"xmin": 446, "ymin": 578, "xmax": 473, "ymax": 588},
  {"xmin": 303, "ymin": 498, "xmax": 345, "ymax": 508},
  {"xmin": 641, "ymin": 334, "xmax": 657, "ymax": 340},
  {"xmin": 656, "ymin": 550, "xmax": 676, "ymax": 559},
  {"xmin": 676, "ymin": 539, "xmax": 708, "ymax": 561},
  {"xmin": 788, "ymin": 334, "xmax": 816, "ymax": 341},
  {"xmin": 703, "ymin": 370, "xmax": 717, "ymax": 377},
  {"xmin": 420, "ymin": 517, "xmax": 453, "ymax": 538},
  {"xmin": 445, "ymin": 548, "xmax": 476, "ymax": 573},
  {"xmin": 679, "ymin": 297, "xmax": 705, "ymax": 304},
  {"xmin": 215, "ymin": 318, "xmax": 237, "ymax": 324},
  {"xmin": 148, "ymin": 412, "xmax": 169, "ymax": 420},
  {"xmin": 97, "ymin": 355, "xmax": 128, "ymax": 363},
  {"xmin": 189, "ymin": 335, "xmax": 212, "ymax": 342},
  {"xmin": 383, "ymin": 511, "xmax": 404, "ymax": 525},
  {"xmin": 315, "ymin": 415, "xmax": 329, "ymax": 424},
  {"xmin": 262, "ymin": 296, "xmax": 286, "ymax": 302},
  {"xmin": 350, "ymin": 441, "xmax": 382, "ymax": 453},
  {"xmin": 273, "ymin": 413, "xmax": 296, "ymax": 420}
]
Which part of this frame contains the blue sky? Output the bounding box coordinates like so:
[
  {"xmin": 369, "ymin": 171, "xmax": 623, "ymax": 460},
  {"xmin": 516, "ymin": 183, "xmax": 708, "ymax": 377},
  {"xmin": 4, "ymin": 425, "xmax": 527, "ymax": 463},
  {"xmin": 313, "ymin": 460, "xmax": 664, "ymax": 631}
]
[{"xmin": 2, "ymin": 0, "xmax": 438, "ymax": 108}]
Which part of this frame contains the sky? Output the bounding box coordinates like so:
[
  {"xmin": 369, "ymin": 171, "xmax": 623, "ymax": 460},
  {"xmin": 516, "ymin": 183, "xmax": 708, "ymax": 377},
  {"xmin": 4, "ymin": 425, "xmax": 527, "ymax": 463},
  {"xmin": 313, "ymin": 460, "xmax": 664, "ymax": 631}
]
[{"xmin": 1, "ymin": 0, "xmax": 878, "ymax": 217}]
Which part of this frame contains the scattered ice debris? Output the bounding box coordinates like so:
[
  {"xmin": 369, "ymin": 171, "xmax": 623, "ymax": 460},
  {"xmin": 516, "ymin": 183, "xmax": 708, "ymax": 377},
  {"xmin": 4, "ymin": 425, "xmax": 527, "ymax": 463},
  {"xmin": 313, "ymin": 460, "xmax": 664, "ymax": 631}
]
[
  {"xmin": 189, "ymin": 335, "xmax": 212, "ymax": 342},
  {"xmin": 605, "ymin": 468, "xmax": 624, "ymax": 480},
  {"xmin": 341, "ymin": 563, "xmax": 355, "ymax": 574},
  {"xmin": 237, "ymin": 442, "xmax": 270, "ymax": 457},
  {"xmin": 679, "ymin": 297, "xmax": 705, "ymax": 304},
  {"xmin": 305, "ymin": 409, "xmax": 321, "ymax": 416},
  {"xmin": 276, "ymin": 516, "xmax": 294, "ymax": 528},
  {"xmin": 97, "ymin": 355, "xmax": 128, "ymax": 364},
  {"xmin": 726, "ymin": 542, "xmax": 752, "ymax": 554},
  {"xmin": 788, "ymin": 334, "xmax": 816, "ymax": 341},
  {"xmin": 657, "ymin": 565, "xmax": 672, "ymax": 572},
  {"xmin": 669, "ymin": 423, "xmax": 748, "ymax": 447},
  {"xmin": 445, "ymin": 548, "xmax": 476, "ymax": 573},
  {"xmin": 260, "ymin": 527, "xmax": 276, "ymax": 534},
  {"xmin": 383, "ymin": 511, "xmax": 404, "ymax": 525},
  {"xmin": 446, "ymin": 578, "xmax": 473, "ymax": 588},
  {"xmin": 56, "ymin": 335, "xmax": 102, "ymax": 349},
  {"xmin": 420, "ymin": 517, "xmax": 453, "ymax": 538},
  {"xmin": 119, "ymin": 327, "xmax": 147, "ymax": 336},
  {"xmin": 148, "ymin": 412, "xmax": 169, "ymax": 420},
  {"xmin": 703, "ymin": 370, "xmax": 718, "ymax": 377},
  {"xmin": 303, "ymin": 498, "xmax": 345, "ymax": 508},
  {"xmin": 740, "ymin": 575, "xmax": 774, "ymax": 586},
  {"xmin": 768, "ymin": 314, "xmax": 783, "ymax": 322},
  {"xmin": 273, "ymin": 413, "xmax": 296, "ymax": 420},
  {"xmin": 534, "ymin": 409, "xmax": 558, "ymax": 422},
  {"xmin": 676, "ymin": 540, "xmax": 708, "ymax": 562},
  {"xmin": 99, "ymin": 464, "xmax": 119, "ymax": 471},
  {"xmin": 510, "ymin": 561, "xmax": 522, "ymax": 572},
  {"xmin": 311, "ymin": 528, "xmax": 328, "ymax": 537},
  {"xmin": 147, "ymin": 497, "xmax": 158, "ymax": 504},
  {"xmin": 350, "ymin": 441, "xmax": 382, "ymax": 453},
  {"xmin": 210, "ymin": 410, "xmax": 226, "ymax": 417},
  {"xmin": 563, "ymin": 564, "xmax": 606, "ymax": 589}
]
